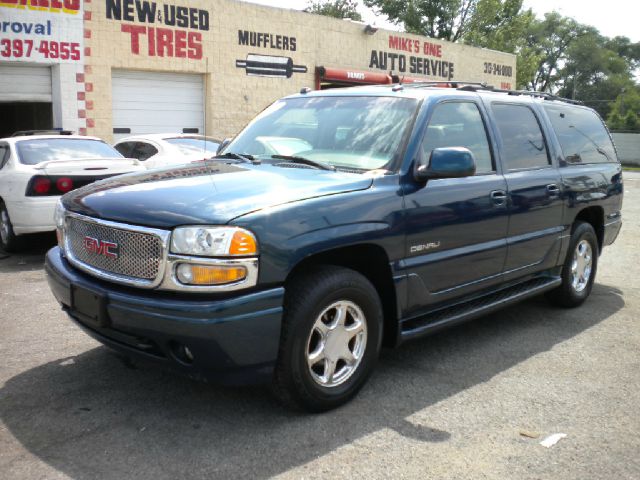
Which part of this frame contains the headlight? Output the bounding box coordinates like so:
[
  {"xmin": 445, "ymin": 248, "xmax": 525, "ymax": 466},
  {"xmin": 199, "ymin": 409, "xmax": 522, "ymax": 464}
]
[
  {"xmin": 170, "ymin": 226, "xmax": 258, "ymax": 257},
  {"xmin": 54, "ymin": 200, "xmax": 65, "ymax": 248}
]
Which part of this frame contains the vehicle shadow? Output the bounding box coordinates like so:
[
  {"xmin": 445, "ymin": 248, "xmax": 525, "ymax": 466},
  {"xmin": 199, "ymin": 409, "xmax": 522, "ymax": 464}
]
[
  {"xmin": 0, "ymin": 284, "xmax": 624, "ymax": 479},
  {"xmin": 0, "ymin": 233, "xmax": 55, "ymax": 272}
]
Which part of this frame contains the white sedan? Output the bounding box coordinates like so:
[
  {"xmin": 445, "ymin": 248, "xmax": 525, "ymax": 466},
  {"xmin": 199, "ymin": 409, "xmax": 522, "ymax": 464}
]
[
  {"xmin": 0, "ymin": 134, "xmax": 143, "ymax": 252},
  {"xmin": 113, "ymin": 134, "xmax": 222, "ymax": 169}
]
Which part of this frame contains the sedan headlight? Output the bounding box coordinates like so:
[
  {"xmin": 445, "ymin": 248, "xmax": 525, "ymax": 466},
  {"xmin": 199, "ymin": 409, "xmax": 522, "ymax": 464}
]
[
  {"xmin": 170, "ymin": 226, "xmax": 258, "ymax": 257},
  {"xmin": 54, "ymin": 200, "xmax": 65, "ymax": 248}
]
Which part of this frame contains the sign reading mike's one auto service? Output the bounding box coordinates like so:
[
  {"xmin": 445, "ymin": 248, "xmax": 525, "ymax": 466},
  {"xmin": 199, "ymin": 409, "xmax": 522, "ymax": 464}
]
[
  {"xmin": 0, "ymin": 0, "xmax": 83, "ymax": 63},
  {"xmin": 105, "ymin": 0, "xmax": 208, "ymax": 59}
]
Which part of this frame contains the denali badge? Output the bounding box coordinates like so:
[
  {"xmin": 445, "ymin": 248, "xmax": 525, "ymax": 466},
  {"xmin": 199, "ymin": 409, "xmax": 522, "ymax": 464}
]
[
  {"xmin": 83, "ymin": 236, "xmax": 119, "ymax": 259},
  {"xmin": 410, "ymin": 242, "xmax": 441, "ymax": 253}
]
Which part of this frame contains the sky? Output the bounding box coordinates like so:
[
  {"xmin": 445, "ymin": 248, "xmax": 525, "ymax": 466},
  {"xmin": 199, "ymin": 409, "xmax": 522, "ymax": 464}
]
[{"xmin": 239, "ymin": 0, "xmax": 640, "ymax": 42}]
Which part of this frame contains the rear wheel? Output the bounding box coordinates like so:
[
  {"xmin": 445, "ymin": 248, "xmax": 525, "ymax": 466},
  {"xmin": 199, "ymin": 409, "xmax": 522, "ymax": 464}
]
[
  {"xmin": 273, "ymin": 266, "xmax": 383, "ymax": 412},
  {"xmin": 546, "ymin": 221, "xmax": 598, "ymax": 308},
  {"xmin": 0, "ymin": 201, "xmax": 18, "ymax": 253}
]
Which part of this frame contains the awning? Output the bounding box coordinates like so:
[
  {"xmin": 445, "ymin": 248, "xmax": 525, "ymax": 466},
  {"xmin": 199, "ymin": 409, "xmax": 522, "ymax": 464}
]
[{"xmin": 316, "ymin": 66, "xmax": 392, "ymax": 85}]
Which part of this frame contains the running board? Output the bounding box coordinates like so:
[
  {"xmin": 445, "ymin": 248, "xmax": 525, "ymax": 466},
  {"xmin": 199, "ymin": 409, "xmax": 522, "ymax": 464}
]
[{"xmin": 400, "ymin": 276, "xmax": 562, "ymax": 341}]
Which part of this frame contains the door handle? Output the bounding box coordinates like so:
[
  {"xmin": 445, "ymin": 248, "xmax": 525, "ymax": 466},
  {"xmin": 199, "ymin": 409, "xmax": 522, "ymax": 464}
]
[
  {"xmin": 546, "ymin": 184, "xmax": 560, "ymax": 196},
  {"xmin": 490, "ymin": 190, "xmax": 507, "ymax": 205}
]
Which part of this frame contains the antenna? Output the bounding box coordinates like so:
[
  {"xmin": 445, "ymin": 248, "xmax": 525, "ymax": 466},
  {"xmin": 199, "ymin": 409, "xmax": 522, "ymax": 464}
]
[{"xmin": 203, "ymin": 56, "xmax": 208, "ymax": 160}]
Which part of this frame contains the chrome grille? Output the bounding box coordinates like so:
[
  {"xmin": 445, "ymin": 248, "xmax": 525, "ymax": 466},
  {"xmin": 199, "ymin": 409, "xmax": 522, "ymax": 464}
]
[{"xmin": 66, "ymin": 216, "xmax": 164, "ymax": 282}]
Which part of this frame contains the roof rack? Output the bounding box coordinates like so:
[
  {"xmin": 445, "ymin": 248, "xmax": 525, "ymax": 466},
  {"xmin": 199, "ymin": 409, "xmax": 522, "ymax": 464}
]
[
  {"xmin": 394, "ymin": 79, "xmax": 582, "ymax": 105},
  {"xmin": 11, "ymin": 128, "xmax": 73, "ymax": 137}
]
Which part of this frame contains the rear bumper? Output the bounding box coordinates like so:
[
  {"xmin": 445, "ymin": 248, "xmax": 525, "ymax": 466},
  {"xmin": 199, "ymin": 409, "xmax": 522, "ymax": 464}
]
[
  {"xmin": 45, "ymin": 247, "xmax": 284, "ymax": 385},
  {"xmin": 6, "ymin": 197, "xmax": 59, "ymax": 235}
]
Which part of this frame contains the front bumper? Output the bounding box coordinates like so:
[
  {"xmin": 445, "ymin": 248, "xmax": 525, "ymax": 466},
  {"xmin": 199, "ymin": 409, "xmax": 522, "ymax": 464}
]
[{"xmin": 45, "ymin": 247, "xmax": 284, "ymax": 385}]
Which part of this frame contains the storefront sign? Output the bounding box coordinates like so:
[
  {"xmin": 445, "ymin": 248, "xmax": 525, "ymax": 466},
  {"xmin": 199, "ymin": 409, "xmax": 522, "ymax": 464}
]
[
  {"xmin": 106, "ymin": 0, "xmax": 207, "ymax": 59},
  {"xmin": 0, "ymin": 0, "xmax": 83, "ymax": 62}
]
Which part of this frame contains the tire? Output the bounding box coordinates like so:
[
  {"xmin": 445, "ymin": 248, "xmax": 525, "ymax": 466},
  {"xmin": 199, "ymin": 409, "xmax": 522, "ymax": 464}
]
[
  {"xmin": 546, "ymin": 221, "xmax": 598, "ymax": 308},
  {"xmin": 273, "ymin": 266, "xmax": 383, "ymax": 412},
  {"xmin": 0, "ymin": 201, "xmax": 19, "ymax": 253}
]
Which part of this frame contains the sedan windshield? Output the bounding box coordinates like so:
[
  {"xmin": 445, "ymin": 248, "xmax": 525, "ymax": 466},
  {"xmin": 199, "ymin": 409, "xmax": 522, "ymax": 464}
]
[
  {"xmin": 16, "ymin": 139, "xmax": 123, "ymax": 165},
  {"xmin": 226, "ymin": 96, "xmax": 418, "ymax": 171},
  {"xmin": 165, "ymin": 137, "xmax": 220, "ymax": 156}
]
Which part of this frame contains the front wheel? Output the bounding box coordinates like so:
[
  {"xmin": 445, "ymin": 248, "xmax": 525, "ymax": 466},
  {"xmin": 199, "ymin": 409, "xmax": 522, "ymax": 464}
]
[
  {"xmin": 273, "ymin": 266, "xmax": 383, "ymax": 412},
  {"xmin": 546, "ymin": 221, "xmax": 598, "ymax": 308}
]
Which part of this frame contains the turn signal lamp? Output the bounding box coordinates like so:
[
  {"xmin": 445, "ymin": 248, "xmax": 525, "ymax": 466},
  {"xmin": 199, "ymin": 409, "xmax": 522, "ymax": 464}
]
[{"xmin": 176, "ymin": 264, "xmax": 248, "ymax": 286}]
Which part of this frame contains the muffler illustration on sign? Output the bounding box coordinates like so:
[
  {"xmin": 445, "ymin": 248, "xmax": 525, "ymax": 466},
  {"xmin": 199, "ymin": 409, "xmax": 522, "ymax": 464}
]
[{"xmin": 236, "ymin": 54, "xmax": 308, "ymax": 78}]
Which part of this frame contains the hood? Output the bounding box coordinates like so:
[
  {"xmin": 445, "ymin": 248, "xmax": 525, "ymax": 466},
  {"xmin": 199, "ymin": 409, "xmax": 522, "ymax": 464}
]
[{"xmin": 62, "ymin": 162, "xmax": 373, "ymax": 228}]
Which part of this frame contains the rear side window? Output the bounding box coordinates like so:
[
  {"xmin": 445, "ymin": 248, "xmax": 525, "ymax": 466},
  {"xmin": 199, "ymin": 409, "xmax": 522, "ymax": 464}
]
[
  {"xmin": 114, "ymin": 142, "xmax": 135, "ymax": 157},
  {"xmin": 0, "ymin": 145, "xmax": 9, "ymax": 169},
  {"xmin": 421, "ymin": 102, "xmax": 494, "ymax": 174},
  {"xmin": 544, "ymin": 104, "xmax": 616, "ymax": 164},
  {"xmin": 131, "ymin": 142, "xmax": 158, "ymax": 161},
  {"xmin": 492, "ymin": 104, "xmax": 550, "ymax": 170}
]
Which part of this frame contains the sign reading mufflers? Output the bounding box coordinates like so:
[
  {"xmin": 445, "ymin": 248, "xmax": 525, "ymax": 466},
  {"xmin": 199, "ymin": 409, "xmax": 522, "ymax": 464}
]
[
  {"xmin": 0, "ymin": 0, "xmax": 83, "ymax": 63},
  {"xmin": 236, "ymin": 29, "xmax": 307, "ymax": 79},
  {"xmin": 105, "ymin": 0, "xmax": 208, "ymax": 59},
  {"xmin": 370, "ymin": 35, "xmax": 455, "ymax": 80}
]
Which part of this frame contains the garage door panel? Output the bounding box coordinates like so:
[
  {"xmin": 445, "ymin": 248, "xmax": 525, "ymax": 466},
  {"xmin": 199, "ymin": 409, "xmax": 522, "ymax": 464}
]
[
  {"xmin": 0, "ymin": 65, "xmax": 52, "ymax": 102},
  {"xmin": 112, "ymin": 70, "xmax": 204, "ymax": 140}
]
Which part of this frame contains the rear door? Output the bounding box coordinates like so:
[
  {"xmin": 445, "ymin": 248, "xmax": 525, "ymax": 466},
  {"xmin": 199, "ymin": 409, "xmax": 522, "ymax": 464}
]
[
  {"xmin": 402, "ymin": 100, "xmax": 509, "ymax": 307},
  {"xmin": 488, "ymin": 102, "xmax": 564, "ymax": 275}
]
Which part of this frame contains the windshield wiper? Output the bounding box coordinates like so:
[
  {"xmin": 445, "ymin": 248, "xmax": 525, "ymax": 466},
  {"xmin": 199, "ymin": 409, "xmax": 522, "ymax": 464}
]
[
  {"xmin": 213, "ymin": 152, "xmax": 260, "ymax": 164},
  {"xmin": 271, "ymin": 155, "xmax": 336, "ymax": 171}
]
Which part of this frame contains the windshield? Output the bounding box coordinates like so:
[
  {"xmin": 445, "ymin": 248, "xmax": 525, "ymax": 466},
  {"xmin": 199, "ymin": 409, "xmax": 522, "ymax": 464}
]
[
  {"xmin": 16, "ymin": 138, "xmax": 123, "ymax": 165},
  {"xmin": 165, "ymin": 137, "xmax": 220, "ymax": 156},
  {"xmin": 225, "ymin": 96, "xmax": 418, "ymax": 171}
]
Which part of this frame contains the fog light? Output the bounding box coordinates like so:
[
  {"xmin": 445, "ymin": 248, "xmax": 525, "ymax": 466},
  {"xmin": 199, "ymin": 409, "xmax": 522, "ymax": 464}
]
[{"xmin": 176, "ymin": 263, "xmax": 247, "ymax": 285}]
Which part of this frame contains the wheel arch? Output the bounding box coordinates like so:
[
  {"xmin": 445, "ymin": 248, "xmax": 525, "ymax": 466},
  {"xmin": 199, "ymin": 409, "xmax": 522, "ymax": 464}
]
[
  {"xmin": 285, "ymin": 243, "xmax": 399, "ymax": 347},
  {"xmin": 573, "ymin": 206, "xmax": 604, "ymax": 254}
]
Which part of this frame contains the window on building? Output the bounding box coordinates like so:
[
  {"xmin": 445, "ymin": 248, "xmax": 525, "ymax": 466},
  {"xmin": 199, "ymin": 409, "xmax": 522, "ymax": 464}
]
[
  {"xmin": 491, "ymin": 104, "xmax": 550, "ymax": 170},
  {"xmin": 543, "ymin": 104, "xmax": 616, "ymax": 163},
  {"xmin": 421, "ymin": 102, "xmax": 494, "ymax": 174}
]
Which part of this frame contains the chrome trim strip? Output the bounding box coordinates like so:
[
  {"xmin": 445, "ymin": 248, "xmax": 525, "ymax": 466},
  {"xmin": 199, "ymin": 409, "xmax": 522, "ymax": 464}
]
[{"xmin": 63, "ymin": 211, "xmax": 171, "ymax": 289}]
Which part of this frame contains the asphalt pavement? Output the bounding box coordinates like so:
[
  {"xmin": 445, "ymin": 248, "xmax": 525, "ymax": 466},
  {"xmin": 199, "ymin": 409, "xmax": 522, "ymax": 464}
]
[{"xmin": 1, "ymin": 173, "xmax": 639, "ymax": 480}]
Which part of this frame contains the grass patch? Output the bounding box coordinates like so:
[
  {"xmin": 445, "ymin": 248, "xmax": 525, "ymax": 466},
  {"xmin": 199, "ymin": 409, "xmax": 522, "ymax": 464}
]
[{"xmin": 622, "ymin": 165, "xmax": 640, "ymax": 171}]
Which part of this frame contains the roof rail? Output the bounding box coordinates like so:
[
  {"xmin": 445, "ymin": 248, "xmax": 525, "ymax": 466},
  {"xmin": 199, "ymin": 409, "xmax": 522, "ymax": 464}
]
[
  {"xmin": 393, "ymin": 79, "xmax": 582, "ymax": 105},
  {"xmin": 11, "ymin": 128, "xmax": 74, "ymax": 137}
]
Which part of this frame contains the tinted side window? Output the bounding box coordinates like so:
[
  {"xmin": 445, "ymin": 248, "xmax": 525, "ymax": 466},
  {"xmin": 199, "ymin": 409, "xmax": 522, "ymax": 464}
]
[
  {"xmin": 114, "ymin": 142, "xmax": 134, "ymax": 157},
  {"xmin": 421, "ymin": 102, "xmax": 493, "ymax": 174},
  {"xmin": 544, "ymin": 104, "xmax": 616, "ymax": 164},
  {"xmin": 492, "ymin": 104, "xmax": 550, "ymax": 170},
  {"xmin": 132, "ymin": 142, "xmax": 158, "ymax": 161}
]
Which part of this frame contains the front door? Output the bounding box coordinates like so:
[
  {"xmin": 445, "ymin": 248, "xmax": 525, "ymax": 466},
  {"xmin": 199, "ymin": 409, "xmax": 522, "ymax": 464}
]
[{"xmin": 402, "ymin": 100, "xmax": 509, "ymax": 311}]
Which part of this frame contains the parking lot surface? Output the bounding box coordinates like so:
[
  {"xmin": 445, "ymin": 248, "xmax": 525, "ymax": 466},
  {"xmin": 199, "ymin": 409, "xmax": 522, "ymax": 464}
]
[{"xmin": 1, "ymin": 173, "xmax": 639, "ymax": 480}]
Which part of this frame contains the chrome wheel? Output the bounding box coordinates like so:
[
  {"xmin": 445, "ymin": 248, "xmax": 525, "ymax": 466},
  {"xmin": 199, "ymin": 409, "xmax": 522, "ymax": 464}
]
[
  {"xmin": 571, "ymin": 239, "xmax": 593, "ymax": 293},
  {"xmin": 0, "ymin": 208, "xmax": 10, "ymax": 245},
  {"xmin": 306, "ymin": 300, "xmax": 368, "ymax": 388}
]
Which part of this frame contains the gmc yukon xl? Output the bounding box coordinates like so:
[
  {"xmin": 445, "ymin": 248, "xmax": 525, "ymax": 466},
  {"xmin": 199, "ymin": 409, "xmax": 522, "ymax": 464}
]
[{"xmin": 45, "ymin": 83, "xmax": 623, "ymax": 411}]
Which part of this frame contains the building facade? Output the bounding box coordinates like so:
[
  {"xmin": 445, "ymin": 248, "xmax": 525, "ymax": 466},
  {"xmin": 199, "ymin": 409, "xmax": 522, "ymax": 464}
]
[{"xmin": 1, "ymin": 0, "xmax": 517, "ymax": 141}]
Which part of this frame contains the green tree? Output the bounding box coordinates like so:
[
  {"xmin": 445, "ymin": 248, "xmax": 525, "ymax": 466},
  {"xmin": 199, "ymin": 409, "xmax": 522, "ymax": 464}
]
[
  {"xmin": 363, "ymin": 0, "xmax": 478, "ymax": 41},
  {"xmin": 305, "ymin": 0, "xmax": 363, "ymax": 21},
  {"xmin": 607, "ymin": 87, "xmax": 640, "ymax": 132}
]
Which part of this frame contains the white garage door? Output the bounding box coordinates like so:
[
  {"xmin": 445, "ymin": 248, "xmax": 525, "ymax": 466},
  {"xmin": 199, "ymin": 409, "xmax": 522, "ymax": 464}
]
[
  {"xmin": 0, "ymin": 64, "xmax": 52, "ymax": 102},
  {"xmin": 112, "ymin": 70, "xmax": 204, "ymax": 141}
]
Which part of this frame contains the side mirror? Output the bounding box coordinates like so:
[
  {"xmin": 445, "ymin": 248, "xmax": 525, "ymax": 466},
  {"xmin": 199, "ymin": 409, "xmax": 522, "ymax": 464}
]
[
  {"xmin": 414, "ymin": 147, "xmax": 476, "ymax": 182},
  {"xmin": 217, "ymin": 138, "xmax": 232, "ymax": 155}
]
